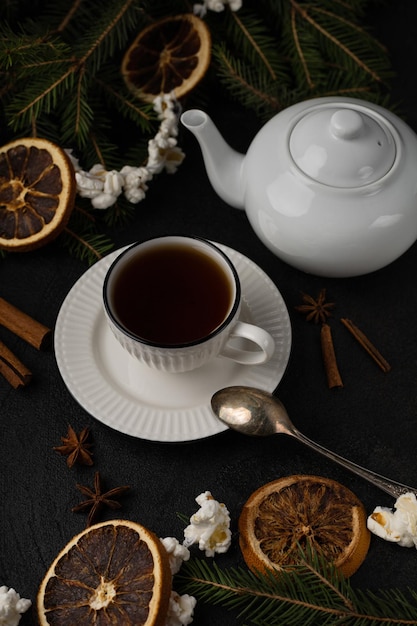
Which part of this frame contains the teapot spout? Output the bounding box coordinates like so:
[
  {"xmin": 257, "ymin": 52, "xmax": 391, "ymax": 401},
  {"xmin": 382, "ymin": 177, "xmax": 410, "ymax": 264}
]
[{"xmin": 181, "ymin": 109, "xmax": 245, "ymax": 209}]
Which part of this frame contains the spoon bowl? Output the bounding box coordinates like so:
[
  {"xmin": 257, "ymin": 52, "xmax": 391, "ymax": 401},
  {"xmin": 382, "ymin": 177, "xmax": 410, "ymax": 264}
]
[{"xmin": 211, "ymin": 386, "xmax": 417, "ymax": 500}]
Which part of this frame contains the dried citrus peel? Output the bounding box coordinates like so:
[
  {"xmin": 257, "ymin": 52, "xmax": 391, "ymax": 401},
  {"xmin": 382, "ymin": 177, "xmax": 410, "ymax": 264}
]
[
  {"xmin": 37, "ymin": 519, "xmax": 172, "ymax": 626},
  {"xmin": 122, "ymin": 14, "xmax": 211, "ymax": 103},
  {"xmin": 239, "ymin": 475, "xmax": 370, "ymax": 578},
  {"xmin": 0, "ymin": 137, "xmax": 75, "ymax": 251}
]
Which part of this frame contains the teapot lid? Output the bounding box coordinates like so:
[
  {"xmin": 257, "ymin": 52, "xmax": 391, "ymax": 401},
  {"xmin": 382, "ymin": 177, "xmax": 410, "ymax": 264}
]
[{"xmin": 289, "ymin": 104, "xmax": 396, "ymax": 187}]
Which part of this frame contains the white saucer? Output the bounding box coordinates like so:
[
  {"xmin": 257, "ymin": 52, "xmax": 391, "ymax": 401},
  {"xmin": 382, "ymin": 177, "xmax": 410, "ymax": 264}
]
[{"xmin": 54, "ymin": 243, "xmax": 292, "ymax": 442}]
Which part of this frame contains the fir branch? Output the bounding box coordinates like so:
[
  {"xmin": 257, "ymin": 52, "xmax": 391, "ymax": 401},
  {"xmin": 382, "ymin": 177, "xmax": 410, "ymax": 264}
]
[
  {"xmin": 212, "ymin": 0, "xmax": 392, "ymax": 116},
  {"xmin": 92, "ymin": 72, "xmax": 154, "ymax": 131},
  {"xmin": 176, "ymin": 550, "xmax": 417, "ymax": 625},
  {"xmin": 59, "ymin": 202, "xmax": 115, "ymax": 264},
  {"xmin": 54, "ymin": 0, "xmax": 83, "ymax": 34},
  {"xmin": 290, "ymin": 4, "xmax": 314, "ymax": 88},
  {"xmin": 101, "ymin": 196, "xmax": 136, "ymax": 228},
  {"xmin": 213, "ymin": 44, "xmax": 288, "ymax": 117},
  {"xmin": 61, "ymin": 227, "xmax": 114, "ymax": 265},
  {"xmin": 227, "ymin": 10, "xmax": 279, "ymax": 81},
  {"xmin": 59, "ymin": 71, "xmax": 95, "ymax": 148},
  {"xmin": 4, "ymin": 57, "xmax": 76, "ymax": 130},
  {"xmin": 311, "ymin": 3, "xmax": 387, "ymax": 53},
  {"xmin": 73, "ymin": 0, "xmax": 138, "ymax": 74},
  {"xmin": 0, "ymin": 30, "xmax": 72, "ymax": 72},
  {"xmin": 289, "ymin": 0, "xmax": 387, "ymax": 85},
  {"xmin": 1, "ymin": 0, "xmax": 148, "ymax": 144}
]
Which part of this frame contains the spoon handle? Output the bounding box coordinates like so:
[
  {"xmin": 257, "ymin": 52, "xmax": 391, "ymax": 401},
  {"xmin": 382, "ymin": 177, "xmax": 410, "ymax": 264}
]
[{"xmin": 292, "ymin": 428, "xmax": 416, "ymax": 499}]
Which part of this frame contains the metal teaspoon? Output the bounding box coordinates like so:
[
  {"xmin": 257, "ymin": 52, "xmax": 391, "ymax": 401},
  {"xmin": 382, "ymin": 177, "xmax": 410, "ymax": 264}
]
[{"xmin": 211, "ymin": 385, "xmax": 417, "ymax": 499}]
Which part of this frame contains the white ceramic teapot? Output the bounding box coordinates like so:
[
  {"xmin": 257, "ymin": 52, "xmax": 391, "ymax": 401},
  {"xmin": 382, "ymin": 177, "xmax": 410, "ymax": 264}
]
[{"xmin": 181, "ymin": 97, "xmax": 417, "ymax": 277}]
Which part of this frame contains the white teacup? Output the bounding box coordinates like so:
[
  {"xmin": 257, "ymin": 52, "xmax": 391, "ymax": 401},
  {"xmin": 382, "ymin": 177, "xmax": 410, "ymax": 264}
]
[{"xmin": 103, "ymin": 236, "xmax": 275, "ymax": 373}]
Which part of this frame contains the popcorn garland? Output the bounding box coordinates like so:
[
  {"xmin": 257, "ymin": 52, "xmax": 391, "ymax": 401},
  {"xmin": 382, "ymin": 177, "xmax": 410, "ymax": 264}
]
[
  {"xmin": 68, "ymin": 0, "xmax": 243, "ymax": 212},
  {"xmin": 67, "ymin": 94, "xmax": 185, "ymax": 211}
]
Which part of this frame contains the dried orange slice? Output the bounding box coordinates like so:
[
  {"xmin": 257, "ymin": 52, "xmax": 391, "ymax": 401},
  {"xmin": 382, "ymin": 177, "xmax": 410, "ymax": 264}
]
[
  {"xmin": 239, "ymin": 475, "xmax": 370, "ymax": 578},
  {"xmin": 0, "ymin": 137, "xmax": 75, "ymax": 251},
  {"xmin": 37, "ymin": 519, "xmax": 172, "ymax": 626},
  {"xmin": 122, "ymin": 14, "xmax": 211, "ymax": 103}
]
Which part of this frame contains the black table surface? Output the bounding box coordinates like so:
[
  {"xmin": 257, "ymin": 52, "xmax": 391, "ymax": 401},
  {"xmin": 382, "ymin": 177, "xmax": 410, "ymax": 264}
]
[{"xmin": 2, "ymin": 3, "xmax": 417, "ymax": 624}]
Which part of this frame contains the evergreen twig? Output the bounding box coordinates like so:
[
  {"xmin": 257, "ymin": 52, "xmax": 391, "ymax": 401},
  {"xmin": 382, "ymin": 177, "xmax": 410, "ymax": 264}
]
[
  {"xmin": 61, "ymin": 228, "xmax": 114, "ymax": 265},
  {"xmin": 176, "ymin": 547, "xmax": 417, "ymax": 625},
  {"xmin": 208, "ymin": 0, "xmax": 393, "ymax": 119}
]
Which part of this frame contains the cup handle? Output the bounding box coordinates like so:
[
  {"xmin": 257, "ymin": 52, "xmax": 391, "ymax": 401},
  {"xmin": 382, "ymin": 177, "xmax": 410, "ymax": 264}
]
[{"xmin": 220, "ymin": 321, "xmax": 275, "ymax": 365}]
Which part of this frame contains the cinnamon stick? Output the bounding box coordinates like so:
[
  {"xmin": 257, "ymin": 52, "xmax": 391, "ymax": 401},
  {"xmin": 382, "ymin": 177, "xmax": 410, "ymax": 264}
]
[
  {"xmin": 340, "ymin": 318, "xmax": 391, "ymax": 373},
  {"xmin": 321, "ymin": 323, "xmax": 343, "ymax": 389},
  {"xmin": 0, "ymin": 297, "xmax": 51, "ymax": 350},
  {"xmin": 0, "ymin": 339, "xmax": 32, "ymax": 388}
]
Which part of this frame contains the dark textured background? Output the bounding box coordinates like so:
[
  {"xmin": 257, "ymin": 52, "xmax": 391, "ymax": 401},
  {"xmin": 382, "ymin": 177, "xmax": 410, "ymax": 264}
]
[{"xmin": 2, "ymin": 2, "xmax": 417, "ymax": 624}]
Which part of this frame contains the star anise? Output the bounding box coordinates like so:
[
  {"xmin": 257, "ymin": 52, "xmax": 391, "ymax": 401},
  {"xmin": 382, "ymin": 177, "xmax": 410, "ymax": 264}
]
[
  {"xmin": 73, "ymin": 471, "xmax": 130, "ymax": 527},
  {"xmin": 295, "ymin": 289, "xmax": 335, "ymax": 324},
  {"xmin": 54, "ymin": 425, "xmax": 93, "ymax": 468}
]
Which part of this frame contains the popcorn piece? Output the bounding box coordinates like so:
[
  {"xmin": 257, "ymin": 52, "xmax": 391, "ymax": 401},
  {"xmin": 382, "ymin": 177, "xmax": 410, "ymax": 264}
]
[
  {"xmin": 160, "ymin": 537, "xmax": 195, "ymax": 624},
  {"xmin": 183, "ymin": 491, "xmax": 232, "ymax": 557},
  {"xmin": 102, "ymin": 170, "xmax": 124, "ymax": 197},
  {"xmin": 64, "ymin": 149, "xmax": 81, "ymax": 172},
  {"xmin": 166, "ymin": 592, "xmax": 196, "ymax": 626},
  {"xmin": 0, "ymin": 586, "xmax": 31, "ymax": 626},
  {"xmin": 90, "ymin": 193, "xmax": 118, "ymax": 210},
  {"xmin": 120, "ymin": 165, "xmax": 151, "ymax": 203},
  {"xmin": 74, "ymin": 164, "xmax": 125, "ymax": 209},
  {"xmin": 367, "ymin": 492, "xmax": 417, "ymax": 548},
  {"xmin": 160, "ymin": 537, "xmax": 191, "ymax": 575},
  {"xmin": 75, "ymin": 171, "xmax": 104, "ymax": 198},
  {"xmin": 119, "ymin": 164, "xmax": 149, "ymax": 185},
  {"xmin": 193, "ymin": 0, "xmax": 242, "ymax": 16},
  {"xmin": 148, "ymin": 145, "xmax": 184, "ymax": 175}
]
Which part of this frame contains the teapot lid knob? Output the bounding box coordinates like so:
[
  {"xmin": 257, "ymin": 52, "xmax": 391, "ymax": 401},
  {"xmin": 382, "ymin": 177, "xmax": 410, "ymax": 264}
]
[
  {"xmin": 330, "ymin": 109, "xmax": 363, "ymax": 139},
  {"xmin": 289, "ymin": 104, "xmax": 397, "ymax": 188}
]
